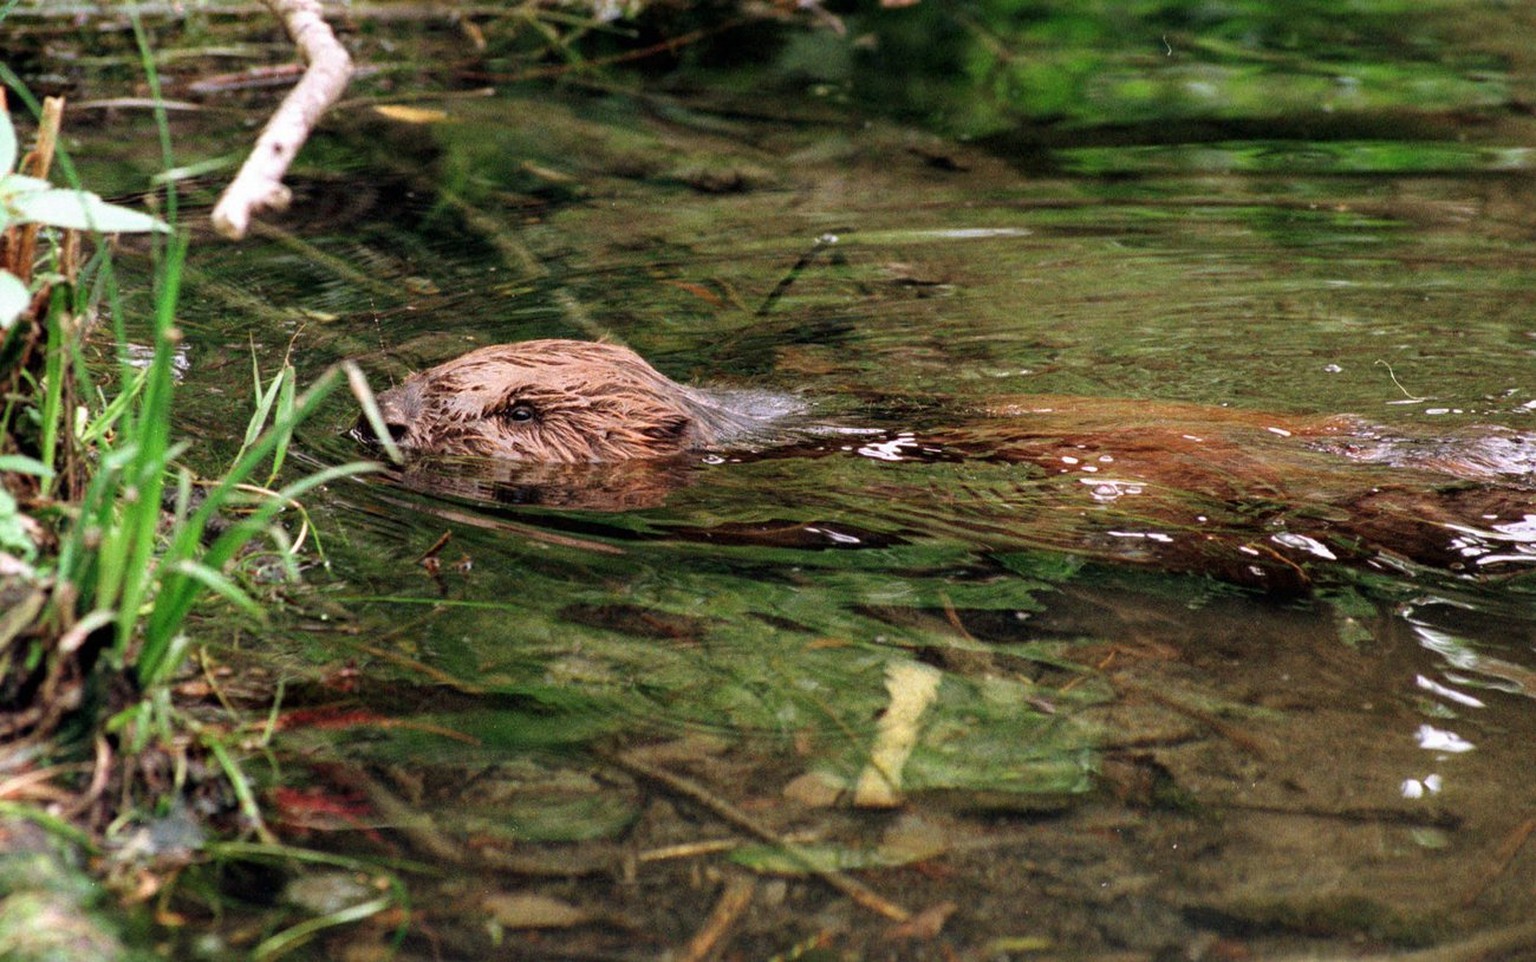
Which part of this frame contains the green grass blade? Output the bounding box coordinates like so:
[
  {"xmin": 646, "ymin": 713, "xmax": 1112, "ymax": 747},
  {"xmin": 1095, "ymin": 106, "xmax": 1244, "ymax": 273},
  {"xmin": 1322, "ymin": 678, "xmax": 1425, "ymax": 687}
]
[
  {"xmin": 204, "ymin": 735, "xmax": 274, "ymax": 844},
  {"xmin": 344, "ymin": 360, "xmax": 402, "ymax": 464},
  {"xmin": 268, "ymin": 364, "xmax": 297, "ymax": 483},
  {"xmin": 112, "ymin": 232, "xmax": 188, "ymax": 650},
  {"xmin": 137, "ymin": 366, "xmax": 376, "ymax": 683},
  {"xmin": 243, "ymin": 357, "xmax": 284, "ymax": 451},
  {"xmin": 252, "ymin": 896, "xmax": 394, "ymax": 962},
  {"xmin": 57, "ymin": 442, "xmax": 138, "ymax": 613},
  {"xmin": 38, "ymin": 288, "xmax": 69, "ymax": 488},
  {"xmin": 0, "ymin": 454, "xmax": 52, "ymax": 479},
  {"xmin": 129, "ymin": 10, "xmax": 177, "ymax": 227},
  {"xmin": 167, "ymin": 559, "xmax": 265, "ymax": 622},
  {"xmin": 0, "ymin": 801, "xmax": 98, "ymax": 852}
]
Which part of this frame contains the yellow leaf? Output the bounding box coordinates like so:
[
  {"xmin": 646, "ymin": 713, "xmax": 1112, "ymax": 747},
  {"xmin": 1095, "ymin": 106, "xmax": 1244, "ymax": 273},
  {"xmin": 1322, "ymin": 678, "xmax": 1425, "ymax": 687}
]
[{"xmin": 373, "ymin": 105, "xmax": 448, "ymax": 124}]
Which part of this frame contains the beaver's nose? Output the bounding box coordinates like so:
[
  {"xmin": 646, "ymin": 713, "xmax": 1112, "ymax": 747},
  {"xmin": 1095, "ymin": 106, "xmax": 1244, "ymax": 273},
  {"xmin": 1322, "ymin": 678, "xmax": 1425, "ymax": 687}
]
[
  {"xmin": 355, "ymin": 380, "xmax": 420, "ymax": 447},
  {"xmin": 351, "ymin": 410, "xmax": 406, "ymax": 446},
  {"xmin": 378, "ymin": 388, "xmax": 416, "ymax": 441}
]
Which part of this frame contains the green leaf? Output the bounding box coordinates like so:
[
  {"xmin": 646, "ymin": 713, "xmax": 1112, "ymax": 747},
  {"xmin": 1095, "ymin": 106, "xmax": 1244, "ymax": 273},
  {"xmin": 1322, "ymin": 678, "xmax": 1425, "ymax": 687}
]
[
  {"xmin": 244, "ymin": 362, "xmax": 288, "ymax": 449},
  {"xmin": 0, "ymin": 488, "xmax": 36, "ymax": 561},
  {"xmin": 0, "ymin": 174, "xmax": 54, "ymax": 194},
  {"xmin": 168, "ymin": 559, "xmax": 265, "ymax": 621},
  {"xmin": 8, "ymin": 187, "xmax": 170, "ymax": 233},
  {"xmin": 0, "ymin": 453, "xmax": 54, "ymax": 480},
  {"xmin": 0, "ymin": 270, "xmax": 28, "ymax": 330}
]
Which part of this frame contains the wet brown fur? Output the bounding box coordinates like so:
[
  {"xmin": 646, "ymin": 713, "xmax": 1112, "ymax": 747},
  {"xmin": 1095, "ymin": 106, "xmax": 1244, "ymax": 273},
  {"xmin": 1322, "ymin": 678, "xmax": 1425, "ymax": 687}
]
[
  {"xmin": 369, "ymin": 339, "xmax": 1532, "ymax": 587},
  {"xmin": 376, "ymin": 339, "xmax": 755, "ymax": 461}
]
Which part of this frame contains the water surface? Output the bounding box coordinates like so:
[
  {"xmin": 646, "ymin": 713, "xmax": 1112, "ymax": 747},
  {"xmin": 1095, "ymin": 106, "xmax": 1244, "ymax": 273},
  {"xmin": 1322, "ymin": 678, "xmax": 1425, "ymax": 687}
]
[{"xmin": 89, "ymin": 75, "xmax": 1536, "ymax": 959}]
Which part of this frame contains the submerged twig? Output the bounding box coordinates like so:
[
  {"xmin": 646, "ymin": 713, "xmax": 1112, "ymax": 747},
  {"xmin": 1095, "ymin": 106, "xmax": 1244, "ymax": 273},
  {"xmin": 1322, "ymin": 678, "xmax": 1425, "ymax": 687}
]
[
  {"xmin": 1219, "ymin": 801, "xmax": 1461, "ymax": 830},
  {"xmin": 603, "ymin": 748, "xmax": 913, "ymax": 923},
  {"xmin": 1272, "ymin": 917, "xmax": 1536, "ymax": 962},
  {"xmin": 1461, "ymin": 815, "xmax": 1536, "ymax": 907},
  {"xmin": 755, "ymin": 232, "xmax": 839, "ymax": 317},
  {"xmin": 342, "ymin": 768, "xmax": 467, "ymax": 866},
  {"xmin": 438, "ymin": 188, "xmax": 545, "ymax": 280},
  {"xmin": 1111, "ymin": 676, "xmax": 1273, "ymax": 758},
  {"xmin": 437, "ymin": 189, "xmax": 613, "ymax": 342},
  {"xmin": 680, "ymin": 873, "xmax": 756, "ymax": 962},
  {"xmin": 246, "ymin": 219, "xmax": 401, "ymax": 299},
  {"xmin": 212, "ymin": 0, "xmax": 354, "ymax": 239}
]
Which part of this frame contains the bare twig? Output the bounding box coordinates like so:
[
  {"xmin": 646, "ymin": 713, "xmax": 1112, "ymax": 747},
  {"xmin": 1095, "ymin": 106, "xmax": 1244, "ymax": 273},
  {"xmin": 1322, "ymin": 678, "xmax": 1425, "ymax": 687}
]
[
  {"xmin": 211, "ymin": 0, "xmax": 353, "ymax": 239},
  {"xmin": 10, "ymin": 96, "xmax": 65, "ymax": 286},
  {"xmin": 5, "ymin": 3, "xmax": 517, "ymax": 20}
]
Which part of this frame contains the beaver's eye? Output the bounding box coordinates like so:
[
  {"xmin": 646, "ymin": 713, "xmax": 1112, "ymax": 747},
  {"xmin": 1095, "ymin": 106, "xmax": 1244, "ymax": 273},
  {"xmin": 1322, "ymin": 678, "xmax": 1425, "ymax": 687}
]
[{"xmin": 506, "ymin": 401, "xmax": 537, "ymax": 423}]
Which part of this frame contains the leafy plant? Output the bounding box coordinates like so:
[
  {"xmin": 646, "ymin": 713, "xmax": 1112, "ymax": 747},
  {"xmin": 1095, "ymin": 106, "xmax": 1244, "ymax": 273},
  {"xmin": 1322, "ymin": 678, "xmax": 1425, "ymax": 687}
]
[
  {"xmin": 0, "ymin": 77, "xmax": 375, "ymax": 756},
  {"xmin": 0, "ymin": 97, "xmax": 168, "ymax": 331}
]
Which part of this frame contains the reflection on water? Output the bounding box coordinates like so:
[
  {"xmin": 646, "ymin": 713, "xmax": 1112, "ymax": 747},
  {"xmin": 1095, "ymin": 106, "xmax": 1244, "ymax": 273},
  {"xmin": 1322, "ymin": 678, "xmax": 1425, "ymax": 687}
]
[
  {"xmin": 1445, "ymin": 514, "xmax": 1536, "ymax": 568},
  {"xmin": 117, "ymin": 83, "xmax": 1536, "ymax": 956}
]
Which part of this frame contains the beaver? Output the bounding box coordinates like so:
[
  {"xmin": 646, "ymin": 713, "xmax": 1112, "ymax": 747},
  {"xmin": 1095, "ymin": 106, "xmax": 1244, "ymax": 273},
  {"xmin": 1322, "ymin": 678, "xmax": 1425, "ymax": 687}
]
[
  {"xmin": 364, "ymin": 338, "xmax": 1535, "ymax": 584},
  {"xmin": 372, "ymin": 339, "xmax": 794, "ymax": 461}
]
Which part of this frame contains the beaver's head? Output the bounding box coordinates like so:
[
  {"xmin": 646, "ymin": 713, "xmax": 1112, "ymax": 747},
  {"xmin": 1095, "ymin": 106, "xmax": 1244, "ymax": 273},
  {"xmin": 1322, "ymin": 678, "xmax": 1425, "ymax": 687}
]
[{"xmin": 372, "ymin": 339, "xmax": 738, "ymax": 462}]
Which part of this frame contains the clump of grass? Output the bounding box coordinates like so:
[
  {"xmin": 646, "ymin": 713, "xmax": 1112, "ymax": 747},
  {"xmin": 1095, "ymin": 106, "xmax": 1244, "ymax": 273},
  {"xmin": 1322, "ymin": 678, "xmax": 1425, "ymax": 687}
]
[
  {"xmin": 0, "ymin": 60, "xmax": 421, "ymax": 956},
  {"xmin": 0, "ymin": 74, "xmax": 374, "ymax": 828}
]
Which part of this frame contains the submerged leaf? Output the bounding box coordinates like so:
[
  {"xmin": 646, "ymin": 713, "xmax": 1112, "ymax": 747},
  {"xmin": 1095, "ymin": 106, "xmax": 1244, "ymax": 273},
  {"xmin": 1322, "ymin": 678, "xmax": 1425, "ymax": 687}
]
[
  {"xmin": 731, "ymin": 842, "xmax": 892, "ymax": 875},
  {"xmin": 482, "ymin": 892, "xmax": 590, "ymax": 929},
  {"xmin": 731, "ymin": 829, "xmax": 948, "ymax": 875},
  {"xmin": 853, "ymin": 660, "xmax": 944, "ymax": 808},
  {"xmin": 373, "ymin": 104, "xmax": 449, "ymax": 124},
  {"xmin": 283, "ymin": 873, "xmax": 380, "ymax": 916}
]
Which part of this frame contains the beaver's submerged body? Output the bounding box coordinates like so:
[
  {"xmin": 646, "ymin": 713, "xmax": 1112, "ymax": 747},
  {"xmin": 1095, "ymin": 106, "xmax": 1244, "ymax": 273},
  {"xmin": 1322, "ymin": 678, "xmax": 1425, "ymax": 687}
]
[{"xmin": 367, "ymin": 338, "xmax": 1534, "ymax": 585}]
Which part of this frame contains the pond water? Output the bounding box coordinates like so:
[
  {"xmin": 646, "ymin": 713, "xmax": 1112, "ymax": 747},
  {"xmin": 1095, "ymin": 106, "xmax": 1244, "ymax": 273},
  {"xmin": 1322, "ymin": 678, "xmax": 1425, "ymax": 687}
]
[{"xmin": 76, "ymin": 43, "xmax": 1536, "ymax": 962}]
